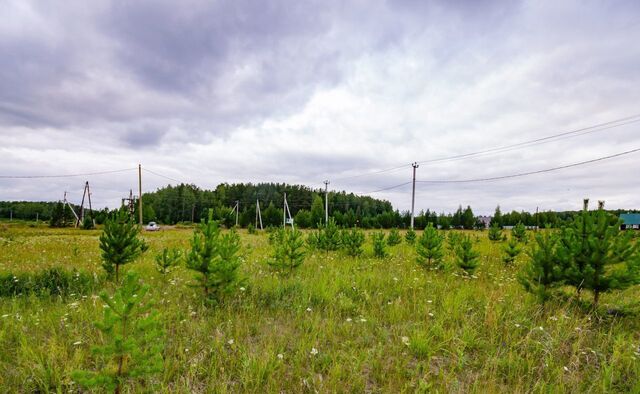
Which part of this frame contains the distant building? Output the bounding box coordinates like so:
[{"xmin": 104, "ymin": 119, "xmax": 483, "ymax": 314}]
[
  {"xmin": 476, "ymin": 215, "xmax": 492, "ymax": 229},
  {"xmin": 620, "ymin": 213, "xmax": 640, "ymax": 230}
]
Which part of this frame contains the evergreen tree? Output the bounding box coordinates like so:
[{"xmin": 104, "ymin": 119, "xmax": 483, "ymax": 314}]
[
  {"xmin": 99, "ymin": 212, "xmax": 147, "ymax": 283},
  {"xmin": 82, "ymin": 216, "xmax": 95, "ymax": 230},
  {"xmin": 387, "ymin": 228, "xmax": 402, "ymax": 246},
  {"xmin": 72, "ymin": 272, "xmax": 163, "ymax": 393},
  {"xmin": 405, "ymin": 228, "xmax": 417, "ymax": 245},
  {"xmin": 462, "ymin": 206, "xmax": 475, "ymax": 229},
  {"xmin": 491, "ymin": 205, "xmax": 503, "ymax": 227},
  {"xmin": 49, "ymin": 201, "xmax": 68, "ymax": 228},
  {"xmin": 454, "ymin": 234, "xmax": 480, "ymax": 274},
  {"xmin": 446, "ymin": 231, "xmax": 461, "ymax": 251},
  {"xmin": 340, "ymin": 227, "xmax": 365, "ymax": 257},
  {"xmin": 488, "ymin": 222, "xmax": 504, "ymax": 242},
  {"xmin": 558, "ymin": 202, "xmax": 640, "ymax": 305},
  {"xmin": 371, "ymin": 232, "xmax": 387, "ymax": 258},
  {"xmin": 185, "ymin": 211, "xmax": 243, "ymax": 300},
  {"xmin": 416, "ymin": 223, "xmax": 444, "ymax": 269},
  {"xmin": 155, "ymin": 247, "xmax": 182, "ymax": 279},
  {"xmin": 268, "ymin": 228, "xmax": 306, "ymax": 274},
  {"xmin": 511, "ymin": 222, "xmax": 527, "ymax": 243},
  {"xmin": 313, "ymin": 217, "xmax": 341, "ymax": 252},
  {"xmin": 518, "ymin": 230, "xmax": 563, "ymax": 302},
  {"xmin": 502, "ymin": 237, "xmax": 521, "ymax": 265}
]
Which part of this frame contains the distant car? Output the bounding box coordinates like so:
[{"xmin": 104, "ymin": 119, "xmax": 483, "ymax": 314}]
[{"xmin": 145, "ymin": 222, "xmax": 160, "ymax": 231}]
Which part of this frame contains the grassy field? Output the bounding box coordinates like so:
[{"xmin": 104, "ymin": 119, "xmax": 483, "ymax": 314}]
[{"xmin": 0, "ymin": 222, "xmax": 639, "ymax": 393}]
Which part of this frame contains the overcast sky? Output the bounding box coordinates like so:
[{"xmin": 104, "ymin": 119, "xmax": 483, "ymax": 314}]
[{"xmin": 1, "ymin": 0, "xmax": 640, "ymax": 215}]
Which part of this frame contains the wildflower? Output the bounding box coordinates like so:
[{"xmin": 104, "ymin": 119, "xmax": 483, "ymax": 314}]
[
  {"xmin": 401, "ymin": 336, "xmax": 410, "ymax": 346},
  {"xmin": 73, "ymin": 341, "xmax": 82, "ymax": 346},
  {"xmin": 538, "ymin": 326, "xmax": 544, "ymax": 331},
  {"xmin": 427, "ymin": 300, "xmax": 432, "ymax": 303},
  {"xmin": 239, "ymin": 287, "xmax": 246, "ymax": 292},
  {"xmin": 428, "ymin": 313, "xmax": 434, "ymax": 317},
  {"xmin": 563, "ymin": 366, "xmax": 569, "ymax": 372},
  {"xmin": 310, "ymin": 347, "xmax": 318, "ymax": 356},
  {"xmin": 393, "ymin": 277, "xmax": 399, "ymax": 282},
  {"xmin": 277, "ymin": 353, "xmax": 284, "ymax": 360},
  {"xmin": 346, "ymin": 318, "xmax": 352, "ymax": 322},
  {"xmin": 306, "ymin": 307, "xmax": 312, "ymax": 312},
  {"xmin": 515, "ymin": 323, "xmax": 521, "ymax": 328},
  {"xmin": 360, "ymin": 318, "xmax": 367, "ymax": 322},
  {"xmin": 227, "ymin": 339, "xmax": 234, "ymax": 345}
]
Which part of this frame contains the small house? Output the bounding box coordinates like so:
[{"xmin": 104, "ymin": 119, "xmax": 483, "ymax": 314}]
[{"xmin": 619, "ymin": 213, "xmax": 640, "ymax": 230}]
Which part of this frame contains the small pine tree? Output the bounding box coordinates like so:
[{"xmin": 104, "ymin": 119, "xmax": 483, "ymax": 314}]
[
  {"xmin": 185, "ymin": 211, "xmax": 243, "ymax": 300},
  {"xmin": 559, "ymin": 203, "xmax": 640, "ymax": 305},
  {"xmin": 454, "ymin": 234, "xmax": 480, "ymax": 274},
  {"xmin": 387, "ymin": 228, "xmax": 402, "ymax": 246},
  {"xmin": 340, "ymin": 227, "xmax": 365, "ymax": 257},
  {"xmin": 511, "ymin": 222, "xmax": 527, "ymax": 243},
  {"xmin": 319, "ymin": 218, "xmax": 341, "ymax": 252},
  {"xmin": 155, "ymin": 247, "xmax": 182, "ymax": 278},
  {"xmin": 416, "ymin": 223, "xmax": 444, "ymax": 269},
  {"xmin": 99, "ymin": 211, "xmax": 147, "ymax": 283},
  {"xmin": 502, "ymin": 237, "xmax": 521, "ymax": 265},
  {"xmin": 446, "ymin": 231, "xmax": 461, "ymax": 251},
  {"xmin": 247, "ymin": 223, "xmax": 256, "ymax": 234},
  {"xmin": 72, "ymin": 272, "xmax": 163, "ymax": 393},
  {"xmin": 82, "ymin": 216, "xmax": 95, "ymax": 230},
  {"xmin": 268, "ymin": 228, "xmax": 305, "ymax": 274},
  {"xmin": 488, "ymin": 223, "xmax": 504, "ymax": 242},
  {"xmin": 405, "ymin": 228, "xmax": 417, "ymax": 245},
  {"xmin": 518, "ymin": 230, "xmax": 563, "ymax": 302},
  {"xmin": 371, "ymin": 232, "xmax": 387, "ymax": 258}
]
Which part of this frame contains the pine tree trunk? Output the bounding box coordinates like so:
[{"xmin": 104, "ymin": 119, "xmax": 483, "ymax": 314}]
[
  {"xmin": 594, "ymin": 289, "xmax": 600, "ymax": 307},
  {"xmin": 115, "ymin": 264, "xmax": 119, "ymax": 284}
]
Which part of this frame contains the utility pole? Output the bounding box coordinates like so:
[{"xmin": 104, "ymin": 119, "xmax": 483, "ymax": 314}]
[
  {"xmin": 256, "ymin": 199, "xmax": 263, "ymax": 230},
  {"xmin": 138, "ymin": 164, "xmax": 143, "ymax": 226},
  {"xmin": 410, "ymin": 162, "xmax": 419, "ymax": 230},
  {"xmin": 283, "ymin": 193, "xmax": 287, "ymax": 229},
  {"xmin": 235, "ymin": 200, "xmax": 239, "ymax": 227},
  {"xmin": 535, "ymin": 206, "xmax": 539, "ymax": 232},
  {"xmin": 324, "ymin": 180, "xmax": 330, "ymax": 226}
]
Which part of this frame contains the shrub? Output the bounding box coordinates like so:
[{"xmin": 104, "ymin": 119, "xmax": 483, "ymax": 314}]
[
  {"xmin": 387, "ymin": 228, "xmax": 402, "ymax": 246},
  {"xmin": 72, "ymin": 272, "xmax": 163, "ymax": 393},
  {"xmin": 268, "ymin": 228, "xmax": 306, "ymax": 274},
  {"xmin": 0, "ymin": 268, "xmax": 97, "ymax": 297},
  {"xmin": 416, "ymin": 223, "xmax": 444, "ymax": 269},
  {"xmin": 340, "ymin": 227, "xmax": 365, "ymax": 257},
  {"xmin": 185, "ymin": 211, "xmax": 243, "ymax": 301},
  {"xmin": 99, "ymin": 211, "xmax": 147, "ymax": 283}
]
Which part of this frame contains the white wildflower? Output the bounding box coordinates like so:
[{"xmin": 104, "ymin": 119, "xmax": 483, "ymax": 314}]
[{"xmin": 310, "ymin": 347, "xmax": 318, "ymax": 356}]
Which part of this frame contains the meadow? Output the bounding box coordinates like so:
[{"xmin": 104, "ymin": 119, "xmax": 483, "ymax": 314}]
[{"xmin": 0, "ymin": 221, "xmax": 638, "ymax": 393}]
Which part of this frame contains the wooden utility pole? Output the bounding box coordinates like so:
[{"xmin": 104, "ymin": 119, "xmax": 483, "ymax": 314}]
[
  {"xmin": 256, "ymin": 199, "xmax": 263, "ymax": 230},
  {"xmin": 410, "ymin": 162, "xmax": 419, "ymax": 230},
  {"xmin": 138, "ymin": 164, "xmax": 143, "ymax": 226},
  {"xmin": 324, "ymin": 180, "xmax": 330, "ymax": 226},
  {"xmin": 235, "ymin": 201, "xmax": 239, "ymax": 227}
]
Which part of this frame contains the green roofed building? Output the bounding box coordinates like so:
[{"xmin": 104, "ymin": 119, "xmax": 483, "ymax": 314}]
[{"xmin": 619, "ymin": 213, "xmax": 640, "ymax": 230}]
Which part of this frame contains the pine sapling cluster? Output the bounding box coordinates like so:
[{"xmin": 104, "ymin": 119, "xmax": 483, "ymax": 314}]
[
  {"xmin": 416, "ymin": 223, "xmax": 444, "ymax": 269},
  {"xmin": 72, "ymin": 272, "xmax": 163, "ymax": 393},
  {"xmin": 99, "ymin": 211, "xmax": 148, "ymax": 283},
  {"xmin": 268, "ymin": 228, "xmax": 306, "ymax": 274}
]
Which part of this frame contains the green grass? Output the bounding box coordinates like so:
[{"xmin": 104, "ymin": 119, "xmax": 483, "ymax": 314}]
[{"xmin": 0, "ymin": 223, "xmax": 639, "ymax": 393}]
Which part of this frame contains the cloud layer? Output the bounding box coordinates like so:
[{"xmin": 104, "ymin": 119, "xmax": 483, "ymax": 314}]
[{"xmin": 1, "ymin": 0, "xmax": 640, "ymax": 214}]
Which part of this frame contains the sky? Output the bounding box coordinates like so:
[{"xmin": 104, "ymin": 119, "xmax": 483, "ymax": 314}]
[{"xmin": 1, "ymin": 0, "xmax": 640, "ymax": 215}]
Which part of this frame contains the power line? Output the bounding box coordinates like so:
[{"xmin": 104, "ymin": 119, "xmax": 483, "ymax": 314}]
[
  {"xmin": 416, "ymin": 147, "xmax": 640, "ymax": 184},
  {"xmin": 0, "ymin": 167, "xmax": 137, "ymax": 179},
  {"xmin": 328, "ymin": 113, "xmax": 640, "ymax": 182},
  {"xmin": 142, "ymin": 168, "xmax": 185, "ymax": 184}
]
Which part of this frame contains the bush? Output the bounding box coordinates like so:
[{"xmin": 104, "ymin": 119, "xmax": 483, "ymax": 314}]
[{"xmin": 0, "ymin": 268, "xmax": 97, "ymax": 297}]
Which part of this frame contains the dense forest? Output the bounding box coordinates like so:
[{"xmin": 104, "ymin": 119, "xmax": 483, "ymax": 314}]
[{"xmin": 1, "ymin": 184, "xmax": 638, "ymax": 229}]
